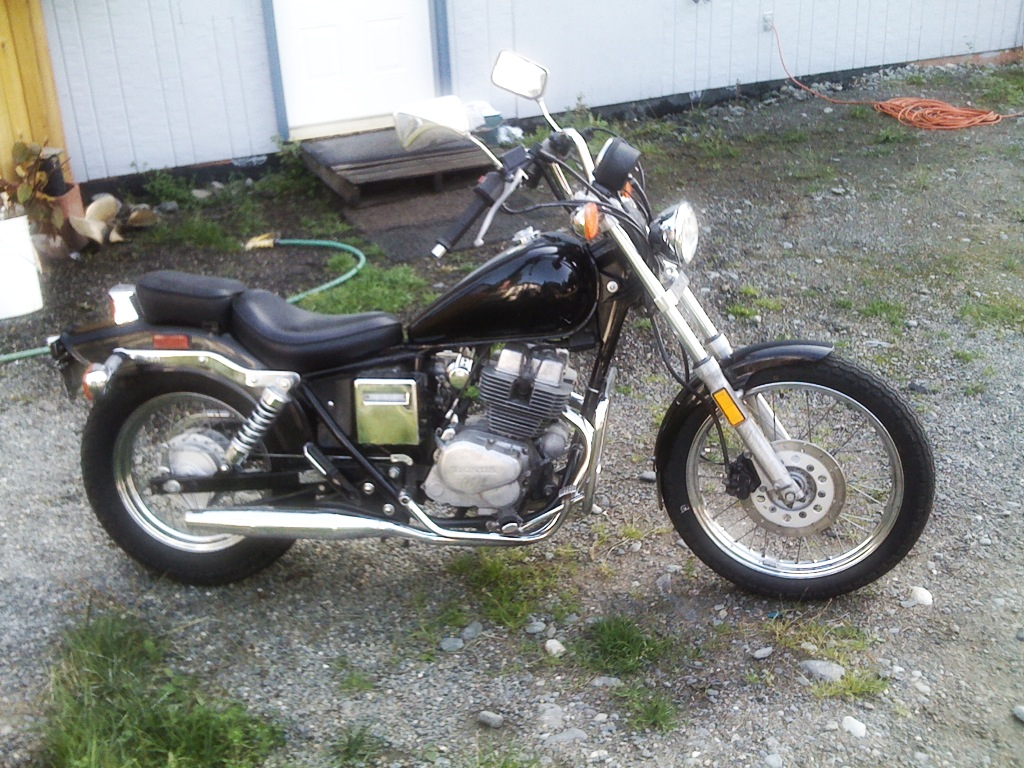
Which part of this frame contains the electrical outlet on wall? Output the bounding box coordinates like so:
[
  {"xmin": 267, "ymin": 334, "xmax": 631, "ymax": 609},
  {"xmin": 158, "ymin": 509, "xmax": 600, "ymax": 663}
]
[{"xmin": 762, "ymin": 12, "xmax": 774, "ymax": 32}]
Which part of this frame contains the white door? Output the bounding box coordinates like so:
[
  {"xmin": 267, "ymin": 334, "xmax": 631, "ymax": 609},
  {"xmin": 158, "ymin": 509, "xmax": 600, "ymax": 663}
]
[{"xmin": 272, "ymin": 0, "xmax": 436, "ymax": 140}]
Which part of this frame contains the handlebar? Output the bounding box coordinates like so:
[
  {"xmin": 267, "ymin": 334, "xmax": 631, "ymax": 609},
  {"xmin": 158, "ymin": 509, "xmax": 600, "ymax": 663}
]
[{"xmin": 431, "ymin": 170, "xmax": 505, "ymax": 257}]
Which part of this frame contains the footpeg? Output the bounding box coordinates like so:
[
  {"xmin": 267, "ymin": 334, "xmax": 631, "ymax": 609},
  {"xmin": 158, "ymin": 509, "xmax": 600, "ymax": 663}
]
[{"xmin": 303, "ymin": 443, "xmax": 358, "ymax": 497}]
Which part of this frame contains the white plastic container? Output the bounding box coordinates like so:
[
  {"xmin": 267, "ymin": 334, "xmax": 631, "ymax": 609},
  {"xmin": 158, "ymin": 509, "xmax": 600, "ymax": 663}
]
[{"xmin": 0, "ymin": 214, "xmax": 44, "ymax": 319}]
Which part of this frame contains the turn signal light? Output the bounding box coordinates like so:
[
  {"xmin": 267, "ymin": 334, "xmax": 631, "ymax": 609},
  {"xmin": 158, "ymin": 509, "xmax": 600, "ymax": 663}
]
[{"xmin": 582, "ymin": 202, "xmax": 600, "ymax": 240}]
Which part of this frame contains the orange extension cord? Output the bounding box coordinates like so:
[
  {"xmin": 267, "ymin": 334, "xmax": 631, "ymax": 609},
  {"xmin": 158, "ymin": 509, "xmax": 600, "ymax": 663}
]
[{"xmin": 771, "ymin": 24, "xmax": 1021, "ymax": 130}]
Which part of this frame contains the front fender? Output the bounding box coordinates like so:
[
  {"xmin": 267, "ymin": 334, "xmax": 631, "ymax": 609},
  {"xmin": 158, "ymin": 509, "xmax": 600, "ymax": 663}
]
[{"xmin": 653, "ymin": 340, "xmax": 833, "ymax": 498}]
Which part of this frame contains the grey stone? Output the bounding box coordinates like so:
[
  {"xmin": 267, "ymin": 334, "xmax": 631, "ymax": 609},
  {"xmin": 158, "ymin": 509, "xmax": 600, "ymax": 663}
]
[
  {"xmin": 440, "ymin": 637, "xmax": 464, "ymax": 653},
  {"xmin": 639, "ymin": 470, "xmax": 657, "ymax": 483},
  {"xmin": 591, "ymin": 676, "xmax": 623, "ymax": 688},
  {"xmin": 461, "ymin": 621, "xmax": 483, "ymax": 641},
  {"xmin": 477, "ymin": 710, "xmax": 504, "ymax": 728},
  {"xmin": 842, "ymin": 715, "xmax": 867, "ymax": 738},
  {"xmin": 538, "ymin": 703, "xmax": 564, "ymax": 731},
  {"xmin": 545, "ymin": 727, "xmax": 587, "ymax": 746},
  {"xmin": 525, "ymin": 620, "xmax": 546, "ymax": 634},
  {"xmin": 799, "ymin": 659, "xmax": 846, "ymax": 683},
  {"xmin": 544, "ymin": 639, "xmax": 566, "ymax": 657},
  {"xmin": 1013, "ymin": 705, "xmax": 1024, "ymax": 723},
  {"xmin": 752, "ymin": 646, "xmax": 774, "ymax": 660}
]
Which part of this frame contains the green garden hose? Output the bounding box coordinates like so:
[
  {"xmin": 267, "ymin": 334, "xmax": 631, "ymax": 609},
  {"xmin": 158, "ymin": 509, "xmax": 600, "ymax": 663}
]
[{"xmin": 0, "ymin": 238, "xmax": 368, "ymax": 365}]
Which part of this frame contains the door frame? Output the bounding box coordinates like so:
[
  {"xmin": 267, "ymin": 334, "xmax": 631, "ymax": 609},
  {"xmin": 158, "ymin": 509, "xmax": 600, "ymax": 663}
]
[{"xmin": 260, "ymin": 0, "xmax": 452, "ymax": 141}]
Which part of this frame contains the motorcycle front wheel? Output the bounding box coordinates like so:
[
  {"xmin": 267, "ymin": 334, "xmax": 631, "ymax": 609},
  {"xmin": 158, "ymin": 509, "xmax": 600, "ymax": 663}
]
[
  {"xmin": 661, "ymin": 357, "xmax": 934, "ymax": 600},
  {"xmin": 81, "ymin": 374, "xmax": 297, "ymax": 585}
]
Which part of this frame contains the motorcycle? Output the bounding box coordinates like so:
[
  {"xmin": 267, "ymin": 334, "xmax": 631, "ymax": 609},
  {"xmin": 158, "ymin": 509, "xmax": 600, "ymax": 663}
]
[{"xmin": 50, "ymin": 52, "xmax": 934, "ymax": 599}]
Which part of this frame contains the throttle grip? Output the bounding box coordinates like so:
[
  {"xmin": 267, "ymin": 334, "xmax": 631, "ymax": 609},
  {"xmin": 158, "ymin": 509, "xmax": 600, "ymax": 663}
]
[{"xmin": 433, "ymin": 171, "xmax": 505, "ymax": 255}]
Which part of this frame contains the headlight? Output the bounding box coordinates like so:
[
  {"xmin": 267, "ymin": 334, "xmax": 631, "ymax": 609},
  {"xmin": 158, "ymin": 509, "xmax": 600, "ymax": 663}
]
[{"xmin": 659, "ymin": 202, "xmax": 699, "ymax": 264}]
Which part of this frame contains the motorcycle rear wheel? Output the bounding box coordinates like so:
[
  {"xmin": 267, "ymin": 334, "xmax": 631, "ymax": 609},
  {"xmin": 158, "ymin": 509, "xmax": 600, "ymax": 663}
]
[
  {"xmin": 661, "ymin": 357, "xmax": 934, "ymax": 600},
  {"xmin": 81, "ymin": 373, "xmax": 297, "ymax": 585}
]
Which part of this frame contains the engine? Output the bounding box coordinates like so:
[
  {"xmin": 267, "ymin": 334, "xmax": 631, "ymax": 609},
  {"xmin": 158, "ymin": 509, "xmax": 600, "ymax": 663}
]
[{"xmin": 423, "ymin": 345, "xmax": 576, "ymax": 518}]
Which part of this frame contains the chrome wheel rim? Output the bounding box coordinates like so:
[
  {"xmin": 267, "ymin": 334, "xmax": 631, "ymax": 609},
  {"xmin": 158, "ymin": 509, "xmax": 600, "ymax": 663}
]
[
  {"xmin": 112, "ymin": 393, "xmax": 262, "ymax": 553},
  {"xmin": 686, "ymin": 382, "xmax": 904, "ymax": 580}
]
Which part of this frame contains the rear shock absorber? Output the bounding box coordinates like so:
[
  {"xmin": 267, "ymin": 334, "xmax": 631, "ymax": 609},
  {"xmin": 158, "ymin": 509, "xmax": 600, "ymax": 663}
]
[{"xmin": 224, "ymin": 383, "xmax": 294, "ymax": 468}]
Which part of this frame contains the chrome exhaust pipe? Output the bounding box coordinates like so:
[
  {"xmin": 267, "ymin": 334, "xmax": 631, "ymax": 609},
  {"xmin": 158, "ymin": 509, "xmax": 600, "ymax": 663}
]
[{"xmin": 184, "ymin": 508, "xmax": 442, "ymax": 542}]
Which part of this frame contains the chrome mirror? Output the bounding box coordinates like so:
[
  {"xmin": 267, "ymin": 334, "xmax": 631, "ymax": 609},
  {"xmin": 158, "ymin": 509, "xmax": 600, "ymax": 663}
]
[
  {"xmin": 491, "ymin": 51, "xmax": 549, "ymax": 100},
  {"xmin": 394, "ymin": 95, "xmax": 470, "ymax": 150}
]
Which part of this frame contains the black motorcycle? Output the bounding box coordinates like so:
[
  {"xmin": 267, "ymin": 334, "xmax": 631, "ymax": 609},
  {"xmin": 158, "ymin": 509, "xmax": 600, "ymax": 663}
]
[{"xmin": 50, "ymin": 52, "xmax": 934, "ymax": 599}]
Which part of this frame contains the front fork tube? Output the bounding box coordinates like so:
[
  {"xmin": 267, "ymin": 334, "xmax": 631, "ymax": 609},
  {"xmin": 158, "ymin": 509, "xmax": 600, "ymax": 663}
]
[{"xmin": 605, "ymin": 221, "xmax": 797, "ymax": 500}]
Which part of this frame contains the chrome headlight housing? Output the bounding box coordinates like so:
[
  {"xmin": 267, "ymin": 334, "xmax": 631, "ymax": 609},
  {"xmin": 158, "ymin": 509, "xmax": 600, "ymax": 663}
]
[{"xmin": 657, "ymin": 202, "xmax": 699, "ymax": 264}]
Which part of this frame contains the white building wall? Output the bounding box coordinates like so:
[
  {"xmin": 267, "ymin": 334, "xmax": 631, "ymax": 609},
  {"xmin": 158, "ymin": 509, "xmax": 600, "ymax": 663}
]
[
  {"xmin": 448, "ymin": 0, "xmax": 1024, "ymax": 120},
  {"xmin": 41, "ymin": 0, "xmax": 279, "ymax": 181}
]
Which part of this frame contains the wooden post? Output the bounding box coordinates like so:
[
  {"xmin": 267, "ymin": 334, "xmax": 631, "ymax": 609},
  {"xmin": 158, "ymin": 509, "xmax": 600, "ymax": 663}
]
[{"xmin": 0, "ymin": 0, "xmax": 68, "ymax": 182}]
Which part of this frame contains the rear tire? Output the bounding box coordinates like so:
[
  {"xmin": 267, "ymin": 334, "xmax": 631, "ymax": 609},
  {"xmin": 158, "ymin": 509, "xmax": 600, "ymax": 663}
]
[
  {"xmin": 82, "ymin": 373, "xmax": 296, "ymax": 585},
  {"xmin": 661, "ymin": 357, "xmax": 934, "ymax": 600}
]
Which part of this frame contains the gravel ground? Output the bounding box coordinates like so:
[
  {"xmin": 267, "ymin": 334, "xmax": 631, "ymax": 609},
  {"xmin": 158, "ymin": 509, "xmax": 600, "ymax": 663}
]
[{"xmin": 3, "ymin": 63, "xmax": 1024, "ymax": 767}]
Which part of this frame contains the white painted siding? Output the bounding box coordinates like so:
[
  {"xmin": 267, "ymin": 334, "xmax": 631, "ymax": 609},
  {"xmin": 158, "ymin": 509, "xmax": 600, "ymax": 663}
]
[
  {"xmin": 448, "ymin": 0, "xmax": 1024, "ymax": 119},
  {"xmin": 41, "ymin": 0, "xmax": 279, "ymax": 181}
]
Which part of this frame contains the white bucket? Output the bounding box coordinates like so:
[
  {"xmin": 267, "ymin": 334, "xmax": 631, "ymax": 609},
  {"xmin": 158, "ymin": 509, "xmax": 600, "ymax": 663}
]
[{"xmin": 0, "ymin": 215, "xmax": 44, "ymax": 319}]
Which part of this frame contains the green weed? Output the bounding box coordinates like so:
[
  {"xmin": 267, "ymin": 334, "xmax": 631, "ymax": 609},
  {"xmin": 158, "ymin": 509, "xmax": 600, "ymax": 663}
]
[
  {"xmin": 41, "ymin": 612, "xmax": 281, "ymax": 768},
  {"xmin": 448, "ymin": 549, "xmax": 571, "ymax": 630},
  {"xmin": 616, "ymin": 684, "xmax": 678, "ymax": 732},
  {"xmin": 860, "ymin": 299, "xmax": 905, "ymax": 326},
  {"xmin": 330, "ymin": 725, "xmax": 389, "ymax": 767},
  {"xmin": 578, "ymin": 615, "xmax": 670, "ymax": 675},
  {"xmin": 812, "ymin": 670, "xmax": 889, "ymax": 699}
]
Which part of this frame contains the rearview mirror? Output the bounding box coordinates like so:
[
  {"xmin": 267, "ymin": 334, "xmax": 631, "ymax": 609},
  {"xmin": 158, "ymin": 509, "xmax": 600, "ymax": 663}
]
[
  {"xmin": 394, "ymin": 95, "xmax": 470, "ymax": 150},
  {"xmin": 491, "ymin": 51, "xmax": 549, "ymax": 100}
]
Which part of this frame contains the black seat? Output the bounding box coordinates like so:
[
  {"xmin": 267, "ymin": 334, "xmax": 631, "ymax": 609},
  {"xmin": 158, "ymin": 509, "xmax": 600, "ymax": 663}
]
[
  {"xmin": 136, "ymin": 271, "xmax": 246, "ymax": 332},
  {"xmin": 231, "ymin": 290, "xmax": 404, "ymax": 372}
]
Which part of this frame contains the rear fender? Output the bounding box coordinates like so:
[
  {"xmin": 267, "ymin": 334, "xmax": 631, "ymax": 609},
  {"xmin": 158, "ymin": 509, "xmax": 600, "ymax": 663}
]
[
  {"xmin": 653, "ymin": 340, "xmax": 833, "ymax": 499},
  {"xmin": 51, "ymin": 319, "xmax": 270, "ymax": 400}
]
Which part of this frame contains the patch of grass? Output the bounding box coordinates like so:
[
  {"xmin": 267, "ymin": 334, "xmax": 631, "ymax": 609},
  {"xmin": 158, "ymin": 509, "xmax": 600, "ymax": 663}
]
[
  {"xmin": 833, "ymin": 297, "xmax": 854, "ymax": 310},
  {"xmin": 141, "ymin": 169, "xmax": 200, "ymax": 208},
  {"xmin": 616, "ymin": 684, "xmax": 678, "ymax": 732},
  {"xmin": 255, "ymin": 138, "xmax": 324, "ymax": 199},
  {"xmin": 333, "ymin": 658, "xmax": 376, "ymax": 694},
  {"xmin": 761, "ymin": 613, "xmax": 872, "ymax": 667},
  {"xmin": 330, "ymin": 724, "xmax": 389, "ymax": 767},
  {"xmin": 449, "ymin": 549, "xmax": 572, "ymax": 630},
  {"xmin": 41, "ymin": 612, "xmax": 282, "ymax": 768},
  {"xmin": 952, "ymin": 349, "xmax": 982, "ymax": 363},
  {"xmin": 471, "ymin": 749, "xmax": 540, "ymax": 768},
  {"xmin": 971, "ymin": 67, "xmax": 1024, "ymax": 108},
  {"xmin": 860, "ymin": 298, "xmax": 905, "ymax": 326},
  {"xmin": 578, "ymin": 615, "xmax": 670, "ymax": 676},
  {"xmin": 874, "ymin": 125, "xmax": 918, "ymax": 145},
  {"xmin": 812, "ymin": 669, "xmax": 889, "ymax": 699},
  {"xmin": 845, "ymin": 105, "xmax": 875, "ymax": 121},
  {"xmin": 299, "ymin": 260, "xmax": 432, "ymax": 315},
  {"xmin": 141, "ymin": 213, "xmax": 241, "ymax": 251},
  {"xmin": 960, "ymin": 293, "xmax": 1024, "ymax": 329}
]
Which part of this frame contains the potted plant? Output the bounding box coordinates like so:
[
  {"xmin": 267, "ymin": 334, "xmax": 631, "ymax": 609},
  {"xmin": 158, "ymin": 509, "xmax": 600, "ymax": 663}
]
[{"xmin": 0, "ymin": 141, "xmax": 54, "ymax": 318}]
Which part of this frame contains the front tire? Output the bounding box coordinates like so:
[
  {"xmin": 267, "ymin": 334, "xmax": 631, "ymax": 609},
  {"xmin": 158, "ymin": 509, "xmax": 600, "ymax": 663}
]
[
  {"xmin": 82, "ymin": 373, "xmax": 297, "ymax": 585},
  {"xmin": 661, "ymin": 357, "xmax": 934, "ymax": 600}
]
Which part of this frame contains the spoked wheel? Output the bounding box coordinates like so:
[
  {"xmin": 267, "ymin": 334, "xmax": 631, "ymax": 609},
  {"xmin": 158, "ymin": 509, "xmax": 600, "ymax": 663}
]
[
  {"xmin": 662, "ymin": 357, "xmax": 934, "ymax": 599},
  {"xmin": 82, "ymin": 374, "xmax": 297, "ymax": 584}
]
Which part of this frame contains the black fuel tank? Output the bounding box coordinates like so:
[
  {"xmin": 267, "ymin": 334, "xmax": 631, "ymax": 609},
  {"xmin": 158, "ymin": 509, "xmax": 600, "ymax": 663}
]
[{"xmin": 408, "ymin": 233, "xmax": 598, "ymax": 346}]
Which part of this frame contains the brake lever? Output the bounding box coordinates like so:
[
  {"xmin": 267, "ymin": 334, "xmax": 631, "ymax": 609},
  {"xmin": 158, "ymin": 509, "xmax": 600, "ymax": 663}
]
[{"xmin": 473, "ymin": 168, "xmax": 527, "ymax": 247}]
